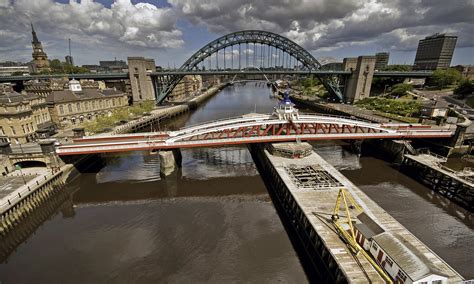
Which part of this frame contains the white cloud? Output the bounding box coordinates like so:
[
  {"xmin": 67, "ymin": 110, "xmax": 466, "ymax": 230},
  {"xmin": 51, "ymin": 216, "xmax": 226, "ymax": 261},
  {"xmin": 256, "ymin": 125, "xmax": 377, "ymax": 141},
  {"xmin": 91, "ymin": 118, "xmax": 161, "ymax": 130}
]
[
  {"xmin": 0, "ymin": 0, "xmax": 183, "ymax": 62},
  {"xmin": 170, "ymin": 0, "xmax": 474, "ymax": 53}
]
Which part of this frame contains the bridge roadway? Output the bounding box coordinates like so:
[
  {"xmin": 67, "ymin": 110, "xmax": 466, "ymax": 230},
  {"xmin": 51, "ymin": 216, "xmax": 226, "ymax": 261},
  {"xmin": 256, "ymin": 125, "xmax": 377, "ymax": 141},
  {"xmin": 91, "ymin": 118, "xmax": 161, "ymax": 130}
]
[
  {"xmin": 0, "ymin": 70, "xmax": 433, "ymax": 83},
  {"xmin": 56, "ymin": 113, "xmax": 454, "ymax": 156}
]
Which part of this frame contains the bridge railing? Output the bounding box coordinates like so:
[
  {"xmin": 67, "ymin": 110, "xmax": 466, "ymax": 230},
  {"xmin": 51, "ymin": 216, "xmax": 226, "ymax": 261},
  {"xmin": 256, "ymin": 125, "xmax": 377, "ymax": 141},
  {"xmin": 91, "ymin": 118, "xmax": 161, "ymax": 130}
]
[{"xmin": 173, "ymin": 111, "xmax": 438, "ymax": 132}]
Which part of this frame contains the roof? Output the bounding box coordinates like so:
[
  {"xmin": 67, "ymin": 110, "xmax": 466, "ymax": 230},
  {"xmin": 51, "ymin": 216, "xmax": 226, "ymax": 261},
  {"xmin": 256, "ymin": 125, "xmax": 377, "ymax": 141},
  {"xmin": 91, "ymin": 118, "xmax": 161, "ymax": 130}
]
[
  {"xmin": 355, "ymin": 212, "xmax": 385, "ymax": 239},
  {"xmin": 372, "ymin": 232, "xmax": 448, "ymax": 281},
  {"xmin": 47, "ymin": 88, "xmax": 125, "ymax": 103},
  {"xmin": 0, "ymin": 89, "xmax": 39, "ymax": 104}
]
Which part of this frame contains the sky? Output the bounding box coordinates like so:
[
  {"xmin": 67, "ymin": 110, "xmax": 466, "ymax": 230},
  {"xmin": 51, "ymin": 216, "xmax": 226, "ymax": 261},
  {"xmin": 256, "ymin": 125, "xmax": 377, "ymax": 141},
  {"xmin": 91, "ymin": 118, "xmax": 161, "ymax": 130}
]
[{"xmin": 0, "ymin": 0, "xmax": 472, "ymax": 67}]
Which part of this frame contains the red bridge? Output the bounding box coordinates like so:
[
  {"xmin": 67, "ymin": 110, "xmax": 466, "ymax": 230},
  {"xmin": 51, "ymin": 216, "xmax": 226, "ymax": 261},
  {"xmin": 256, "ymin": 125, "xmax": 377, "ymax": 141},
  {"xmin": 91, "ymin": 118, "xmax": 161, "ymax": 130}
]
[{"xmin": 56, "ymin": 111, "xmax": 454, "ymax": 156}]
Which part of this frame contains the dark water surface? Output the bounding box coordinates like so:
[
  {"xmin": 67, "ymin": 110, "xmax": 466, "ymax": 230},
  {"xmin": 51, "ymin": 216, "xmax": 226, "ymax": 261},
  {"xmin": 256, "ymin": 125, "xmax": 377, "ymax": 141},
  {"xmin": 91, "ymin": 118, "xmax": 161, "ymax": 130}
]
[{"xmin": 0, "ymin": 83, "xmax": 472, "ymax": 282}]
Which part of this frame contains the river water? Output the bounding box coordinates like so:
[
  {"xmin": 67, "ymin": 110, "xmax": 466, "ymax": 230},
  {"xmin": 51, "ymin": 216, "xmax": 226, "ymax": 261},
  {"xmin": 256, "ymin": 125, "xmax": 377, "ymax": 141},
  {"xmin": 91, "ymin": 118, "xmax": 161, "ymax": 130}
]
[{"xmin": 0, "ymin": 83, "xmax": 472, "ymax": 282}]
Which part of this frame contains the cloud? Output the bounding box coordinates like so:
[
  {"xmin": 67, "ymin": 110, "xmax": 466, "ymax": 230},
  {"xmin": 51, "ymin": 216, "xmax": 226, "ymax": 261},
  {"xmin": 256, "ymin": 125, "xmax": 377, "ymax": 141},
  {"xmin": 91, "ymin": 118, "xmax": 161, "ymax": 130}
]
[
  {"xmin": 0, "ymin": 0, "xmax": 472, "ymax": 64},
  {"xmin": 0, "ymin": 0, "xmax": 183, "ymax": 62},
  {"xmin": 169, "ymin": 0, "xmax": 474, "ymax": 52}
]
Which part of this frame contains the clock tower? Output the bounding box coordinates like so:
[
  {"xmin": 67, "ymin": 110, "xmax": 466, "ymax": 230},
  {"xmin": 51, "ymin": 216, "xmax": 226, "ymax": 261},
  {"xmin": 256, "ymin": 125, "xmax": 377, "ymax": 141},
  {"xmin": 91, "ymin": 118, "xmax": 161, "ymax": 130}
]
[{"xmin": 31, "ymin": 23, "xmax": 50, "ymax": 73}]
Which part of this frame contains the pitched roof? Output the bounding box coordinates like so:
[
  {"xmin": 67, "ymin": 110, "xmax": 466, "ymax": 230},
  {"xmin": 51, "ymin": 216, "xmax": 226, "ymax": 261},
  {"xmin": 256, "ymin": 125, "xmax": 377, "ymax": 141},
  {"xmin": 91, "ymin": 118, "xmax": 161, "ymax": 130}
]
[
  {"xmin": 372, "ymin": 232, "xmax": 448, "ymax": 281},
  {"xmin": 46, "ymin": 88, "xmax": 125, "ymax": 103},
  {"xmin": 355, "ymin": 212, "xmax": 385, "ymax": 238}
]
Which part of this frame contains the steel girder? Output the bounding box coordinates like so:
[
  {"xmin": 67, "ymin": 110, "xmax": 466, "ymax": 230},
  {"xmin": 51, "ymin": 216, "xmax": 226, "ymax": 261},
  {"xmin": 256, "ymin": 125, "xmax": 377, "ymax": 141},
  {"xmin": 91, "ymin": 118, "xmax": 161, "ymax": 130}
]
[
  {"xmin": 168, "ymin": 122, "xmax": 386, "ymax": 143},
  {"xmin": 153, "ymin": 30, "xmax": 343, "ymax": 103}
]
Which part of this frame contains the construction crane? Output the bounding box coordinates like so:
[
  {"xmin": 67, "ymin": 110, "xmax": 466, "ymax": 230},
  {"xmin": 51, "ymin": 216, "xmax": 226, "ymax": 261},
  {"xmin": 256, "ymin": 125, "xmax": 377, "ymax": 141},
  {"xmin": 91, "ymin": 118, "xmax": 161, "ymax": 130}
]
[{"xmin": 331, "ymin": 188, "xmax": 394, "ymax": 284}]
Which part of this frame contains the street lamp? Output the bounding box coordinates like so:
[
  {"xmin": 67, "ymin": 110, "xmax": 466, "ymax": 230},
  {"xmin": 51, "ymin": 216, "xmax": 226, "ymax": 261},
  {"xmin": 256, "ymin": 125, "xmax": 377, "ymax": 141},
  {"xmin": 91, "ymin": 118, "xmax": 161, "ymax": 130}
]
[{"xmin": 16, "ymin": 143, "xmax": 27, "ymax": 185}]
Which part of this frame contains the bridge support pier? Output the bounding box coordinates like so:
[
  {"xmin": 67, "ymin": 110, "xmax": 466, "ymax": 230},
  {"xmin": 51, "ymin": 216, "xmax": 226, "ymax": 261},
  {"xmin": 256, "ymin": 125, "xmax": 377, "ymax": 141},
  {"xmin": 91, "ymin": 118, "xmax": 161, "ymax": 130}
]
[
  {"xmin": 172, "ymin": 149, "xmax": 182, "ymax": 168},
  {"xmin": 159, "ymin": 150, "xmax": 178, "ymax": 176}
]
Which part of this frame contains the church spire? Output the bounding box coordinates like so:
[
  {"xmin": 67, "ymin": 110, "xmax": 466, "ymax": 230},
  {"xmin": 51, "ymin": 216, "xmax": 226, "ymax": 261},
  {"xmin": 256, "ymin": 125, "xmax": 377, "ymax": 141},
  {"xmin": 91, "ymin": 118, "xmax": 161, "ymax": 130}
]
[{"xmin": 31, "ymin": 22, "xmax": 39, "ymax": 43}]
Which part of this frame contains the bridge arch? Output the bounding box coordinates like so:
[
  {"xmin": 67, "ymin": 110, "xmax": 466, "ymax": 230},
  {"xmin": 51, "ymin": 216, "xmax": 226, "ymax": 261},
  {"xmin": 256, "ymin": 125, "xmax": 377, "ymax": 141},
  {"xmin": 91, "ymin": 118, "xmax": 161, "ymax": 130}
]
[
  {"xmin": 14, "ymin": 160, "xmax": 47, "ymax": 168},
  {"xmin": 153, "ymin": 30, "xmax": 342, "ymax": 103}
]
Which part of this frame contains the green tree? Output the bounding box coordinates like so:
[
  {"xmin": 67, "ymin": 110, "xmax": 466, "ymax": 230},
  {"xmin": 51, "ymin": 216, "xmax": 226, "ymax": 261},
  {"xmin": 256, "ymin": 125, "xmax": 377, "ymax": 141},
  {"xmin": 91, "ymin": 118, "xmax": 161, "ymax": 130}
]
[
  {"xmin": 381, "ymin": 65, "xmax": 412, "ymax": 71},
  {"xmin": 390, "ymin": 83, "xmax": 413, "ymax": 97},
  {"xmin": 429, "ymin": 68, "xmax": 462, "ymax": 89},
  {"xmin": 11, "ymin": 71, "xmax": 26, "ymax": 76},
  {"xmin": 49, "ymin": 59, "xmax": 63, "ymax": 73},
  {"xmin": 453, "ymin": 79, "xmax": 473, "ymax": 98}
]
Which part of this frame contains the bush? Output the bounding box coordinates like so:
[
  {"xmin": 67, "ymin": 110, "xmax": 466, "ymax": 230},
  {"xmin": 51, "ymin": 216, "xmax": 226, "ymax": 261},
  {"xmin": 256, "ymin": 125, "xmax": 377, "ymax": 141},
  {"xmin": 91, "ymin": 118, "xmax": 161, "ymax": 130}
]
[
  {"xmin": 429, "ymin": 68, "xmax": 462, "ymax": 89},
  {"xmin": 390, "ymin": 83, "xmax": 413, "ymax": 97},
  {"xmin": 355, "ymin": 97, "xmax": 421, "ymax": 117},
  {"xmin": 453, "ymin": 79, "xmax": 473, "ymax": 98}
]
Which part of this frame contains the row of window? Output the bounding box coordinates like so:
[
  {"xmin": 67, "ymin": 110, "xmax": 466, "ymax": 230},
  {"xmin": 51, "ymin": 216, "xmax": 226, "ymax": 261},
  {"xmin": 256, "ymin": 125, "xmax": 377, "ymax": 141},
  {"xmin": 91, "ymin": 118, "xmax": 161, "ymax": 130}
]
[
  {"xmin": 34, "ymin": 112, "xmax": 49, "ymax": 125},
  {"xmin": 58, "ymin": 98, "xmax": 123, "ymax": 115}
]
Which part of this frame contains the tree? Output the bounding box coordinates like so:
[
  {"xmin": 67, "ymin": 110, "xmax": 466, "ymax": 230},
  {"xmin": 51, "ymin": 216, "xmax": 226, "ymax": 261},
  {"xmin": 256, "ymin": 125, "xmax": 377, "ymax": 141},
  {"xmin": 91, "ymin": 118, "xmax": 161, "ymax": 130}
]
[
  {"xmin": 429, "ymin": 68, "xmax": 462, "ymax": 89},
  {"xmin": 49, "ymin": 59, "xmax": 63, "ymax": 73},
  {"xmin": 454, "ymin": 79, "xmax": 473, "ymax": 98},
  {"xmin": 381, "ymin": 65, "xmax": 412, "ymax": 72},
  {"xmin": 390, "ymin": 83, "xmax": 413, "ymax": 97}
]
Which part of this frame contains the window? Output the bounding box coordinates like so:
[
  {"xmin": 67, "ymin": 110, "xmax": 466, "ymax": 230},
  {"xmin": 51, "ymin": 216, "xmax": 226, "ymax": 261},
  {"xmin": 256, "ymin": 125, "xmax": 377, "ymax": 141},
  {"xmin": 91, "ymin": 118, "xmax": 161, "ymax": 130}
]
[
  {"xmin": 372, "ymin": 243, "xmax": 378, "ymax": 250},
  {"xmin": 385, "ymin": 257, "xmax": 393, "ymax": 267},
  {"xmin": 0, "ymin": 126, "xmax": 4, "ymax": 135},
  {"xmin": 59, "ymin": 105, "xmax": 64, "ymax": 115},
  {"xmin": 68, "ymin": 104, "xmax": 72, "ymax": 113},
  {"xmin": 77, "ymin": 102, "xmax": 81, "ymax": 112},
  {"xmin": 396, "ymin": 270, "xmax": 407, "ymax": 282},
  {"xmin": 22, "ymin": 125, "xmax": 26, "ymax": 133},
  {"xmin": 432, "ymin": 281, "xmax": 442, "ymax": 284},
  {"xmin": 10, "ymin": 126, "xmax": 16, "ymax": 135}
]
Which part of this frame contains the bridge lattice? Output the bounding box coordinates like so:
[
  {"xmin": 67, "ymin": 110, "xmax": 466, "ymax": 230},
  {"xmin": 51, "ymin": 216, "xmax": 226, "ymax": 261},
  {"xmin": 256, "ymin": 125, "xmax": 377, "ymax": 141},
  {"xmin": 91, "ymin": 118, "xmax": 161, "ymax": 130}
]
[
  {"xmin": 56, "ymin": 113, "xmax": 453, "ymax": 156},
  {"xmin": 152, "ymin": 30, "xmax": 343, "ymax": 103}
]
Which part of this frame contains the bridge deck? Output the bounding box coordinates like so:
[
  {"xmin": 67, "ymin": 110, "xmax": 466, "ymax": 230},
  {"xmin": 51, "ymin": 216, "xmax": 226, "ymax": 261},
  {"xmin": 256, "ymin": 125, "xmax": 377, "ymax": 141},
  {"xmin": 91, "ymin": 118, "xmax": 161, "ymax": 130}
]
[
  {"xmin": 56, "ymin": 113, "xmax": 454, "ymax": 156},
  {"xmin": 263, "ymin": 146, "xmax": 462, "ymax": 282}
]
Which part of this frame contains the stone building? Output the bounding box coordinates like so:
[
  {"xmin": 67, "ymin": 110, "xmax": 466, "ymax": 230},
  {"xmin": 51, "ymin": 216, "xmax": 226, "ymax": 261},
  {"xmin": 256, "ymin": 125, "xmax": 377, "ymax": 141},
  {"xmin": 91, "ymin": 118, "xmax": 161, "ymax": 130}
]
[
  {"xmin": 46, "ymin": 80, "xmax": 128, "ymax": 127},
  {"xmin": 168, "ymin": 75, "xmax": 203, "ymax": 101},
  {"xmin": 0, "ymin": 84, "xmax": 54, "ymax": 144},
  {"xmin": 30, "ymin": 23, "xmax": 50, "ymax": 73}
]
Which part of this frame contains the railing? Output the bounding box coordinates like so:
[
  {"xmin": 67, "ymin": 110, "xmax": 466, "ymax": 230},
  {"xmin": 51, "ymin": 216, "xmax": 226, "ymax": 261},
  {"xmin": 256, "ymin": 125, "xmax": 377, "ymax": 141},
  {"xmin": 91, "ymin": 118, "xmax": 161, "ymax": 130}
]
[
  {"xmin": 417, "ymin": 148, "xmax": 448, "ymax": 162},
  {"xmin": 0, "ymin": 170, "xmax": 62, "ymax": 215}
]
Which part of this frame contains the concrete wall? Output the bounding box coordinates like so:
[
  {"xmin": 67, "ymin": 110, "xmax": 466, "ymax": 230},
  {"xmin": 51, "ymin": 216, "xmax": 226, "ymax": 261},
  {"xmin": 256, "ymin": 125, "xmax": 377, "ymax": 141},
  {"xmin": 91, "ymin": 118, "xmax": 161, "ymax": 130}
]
[
  {"xmin": 342, "ymin": 56, "xmax": 376, "ymax": 103},
  {"xmin": 128, "ymin": 57, "xmax": 156, "ymax": 103}
]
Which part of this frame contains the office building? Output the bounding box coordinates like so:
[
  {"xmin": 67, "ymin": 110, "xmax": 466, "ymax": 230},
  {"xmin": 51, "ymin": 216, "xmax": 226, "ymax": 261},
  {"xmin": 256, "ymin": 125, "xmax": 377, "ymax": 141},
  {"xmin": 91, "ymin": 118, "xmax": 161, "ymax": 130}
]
[{"xmin": 413, "ymin": 34, "xmax": 457, "ymax": 70}]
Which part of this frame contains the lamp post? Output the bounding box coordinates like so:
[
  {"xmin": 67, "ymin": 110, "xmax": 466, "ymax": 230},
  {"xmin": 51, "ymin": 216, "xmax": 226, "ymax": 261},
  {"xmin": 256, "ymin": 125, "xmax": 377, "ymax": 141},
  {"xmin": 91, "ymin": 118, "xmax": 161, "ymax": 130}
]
[{"xmin": 17, "ymin": 143, "xmax": 27, "ymax": 185}]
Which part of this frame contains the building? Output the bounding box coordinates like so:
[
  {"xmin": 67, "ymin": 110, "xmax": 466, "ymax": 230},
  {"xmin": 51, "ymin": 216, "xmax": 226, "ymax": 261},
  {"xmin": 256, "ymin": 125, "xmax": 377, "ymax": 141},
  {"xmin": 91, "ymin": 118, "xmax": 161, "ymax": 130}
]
[
  {"xmin": 99, "ymin": 60, "xmax": 127, "ymax": 72},
  {"xmin": 30, "ymin": 23, "xmax": 50, "ymax": 73},
  {"xmin": 168, "ymin": 75, "xmax": 203, "ymax": 101},
  {"xmin": 24, "ymin": 78, "xmax": 69, "ymax": 98},
  {"xmin": 0, "ymin": 66, "xmax": 30, "ymax": 77},
  {"xmin": 413, "ymin": 34, "xmax": 457, "ymax": 71},
  {"xmin": 65, "ymin": 55, "xmax": 74, "ymax": 66},
  {"xmin": 355, "ymin": 213, "xmax": 448, "ymax": 284},
  {"xmin": 452, "ymin": 65, "xmax": 474, "ymax": 79},
  {"xmin": 46, "ymin": 79, "xmax": 128, "ymax": 127},
  {"xmin": 0, "ymin": 84, "xmax": 54, "ymax": 144},
  {"xmin": 375, "ymin": 52, "xmax": 390, "ymax": 70}
]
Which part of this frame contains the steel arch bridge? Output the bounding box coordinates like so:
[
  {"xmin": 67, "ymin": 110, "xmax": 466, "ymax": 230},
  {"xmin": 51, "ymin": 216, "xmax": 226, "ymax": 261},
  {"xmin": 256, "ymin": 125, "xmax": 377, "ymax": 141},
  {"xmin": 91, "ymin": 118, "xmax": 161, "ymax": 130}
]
[{"xmin": 152, "ymin": 30, "xmax": 343, "ymax": 103}]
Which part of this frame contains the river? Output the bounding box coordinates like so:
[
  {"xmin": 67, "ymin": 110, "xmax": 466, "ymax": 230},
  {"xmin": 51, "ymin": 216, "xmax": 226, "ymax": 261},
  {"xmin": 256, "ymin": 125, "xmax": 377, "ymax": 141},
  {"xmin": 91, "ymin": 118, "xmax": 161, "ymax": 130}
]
[{"xmin": 0, "ymin": 83, "xmax": 472, "ymax": 282}]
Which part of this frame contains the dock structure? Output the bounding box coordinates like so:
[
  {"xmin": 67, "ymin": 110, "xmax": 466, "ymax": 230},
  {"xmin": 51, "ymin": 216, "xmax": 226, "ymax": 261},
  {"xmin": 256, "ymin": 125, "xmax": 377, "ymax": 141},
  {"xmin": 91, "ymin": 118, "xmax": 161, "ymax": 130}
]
[
  {"xmin": 402, "ymin": 153, "xmax": 473, "ymax": 211},
  {"xmin": 249, "ymin": 142, "xmax": 463, "ymax": 283}
]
